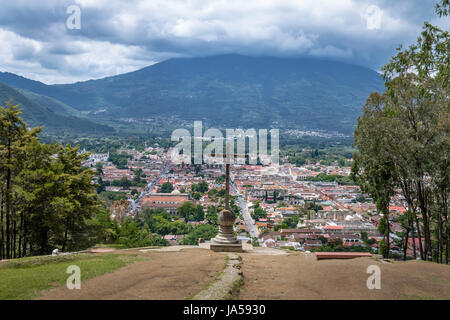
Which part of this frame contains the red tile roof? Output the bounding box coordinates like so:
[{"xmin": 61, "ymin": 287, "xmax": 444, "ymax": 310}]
[{"xmin": 323, "ymin": 225, "xmax": 344, "ymax": 230}]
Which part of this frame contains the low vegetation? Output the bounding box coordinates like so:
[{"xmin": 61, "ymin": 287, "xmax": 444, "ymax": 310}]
[{"xmin": 0, "ymin": 253, "xmax": 145, "ymax": 300}]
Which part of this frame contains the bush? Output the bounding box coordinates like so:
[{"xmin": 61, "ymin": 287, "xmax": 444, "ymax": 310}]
[{"xmin": 180, "ymin": 224, "xmax": 218, "ymax": 245}]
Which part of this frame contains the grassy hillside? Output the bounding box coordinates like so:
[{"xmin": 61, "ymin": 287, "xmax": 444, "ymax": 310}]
[
  {"xmin": 0, "ymin": 82, "xmax": 114, "ymax": 134},
  {"xmin": 0, "ymin": 253, "xmax": 144, "ymax": 300},
  {"xmin": 17, "ymin": 88, "xmax": 81, "ymax": 117}
]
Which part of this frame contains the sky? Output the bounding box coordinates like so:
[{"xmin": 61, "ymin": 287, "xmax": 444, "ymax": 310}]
[{"xmin": 0, "ymin": 0, "xmax": 447, "ymax": 84}]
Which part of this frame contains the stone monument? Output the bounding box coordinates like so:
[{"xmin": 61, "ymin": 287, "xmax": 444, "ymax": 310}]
[{"xmin": 210, "ymin": 155, "xmax": 243, "ymax": 252}]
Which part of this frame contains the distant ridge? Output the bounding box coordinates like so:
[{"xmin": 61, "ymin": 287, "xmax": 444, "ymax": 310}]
[
  {"xmin": 0, "ymin": 54, "xmax": 384, "ymax": 133},
  {"xmin": 0, "ymin": 82, "xmax": 114, "ymax": 134}
]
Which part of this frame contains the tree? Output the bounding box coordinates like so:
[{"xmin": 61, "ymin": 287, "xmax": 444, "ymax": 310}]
[
  {"xmin": 180, "ymin": 224, "xmax": 218, "ymax": 245},
  {"xmin": 215, "ymin": 175, "xmax": 225, "ymax": 184},
  {"xmin": 177, "ymin": 201, "xmax": 197, "ymax": 221},
  {"xmin": 353, "ymin": 0, "xmax": 449, "ymax": 262},
  {"xmin": 133, "ymin": 168, "xmax": 143, "ymax": 184},
  {"xmin": 191, "ymin": 181, "xmax": 208, "ymax": 193},
  {"xmin": 251, "ymin": 207, "xmax": 267, "ymax": 221},
  {"xmin": 191, "ymin": 192, "xmax": 202, "ymax": 200},
  {"xmin": 194, "ymin": 205, "xmax": 205, "ymax": 221},
  {"xmin": 95, "ymin": 162, "xmax": 103, "ymax": 176},
  {"xmin": 206, "ymin": 206, "xmax": 218, "ymax": 225},
  {"xmin": 117, "ymin": 218, "xmax": 168, "ymax": 248},
  {"xmin": 158, "ymin": 182, "xmax": 174, "ymax": 193},
  {"xmin": 352, "ymin": 93, "xmax": 399, "ymax": 259},
  {"xmin": 281, "ymin": 215, "xmax": 299, "ymax": 229},
  {"xmin": 0, "ymin": 103, "xmax": 105, "ymax": 257}
]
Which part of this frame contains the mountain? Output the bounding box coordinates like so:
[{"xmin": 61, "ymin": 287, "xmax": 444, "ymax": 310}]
[
  {"xmin": 0, "ymin": 55, "xmax": 384, "ymax": 133},
  {"xmin": 0, "ymin": 82, "xmax": 113, "ymax": 134},
  {"xmin": 17, "ymin": 89, "xmax": 81, "ymax": 117}
]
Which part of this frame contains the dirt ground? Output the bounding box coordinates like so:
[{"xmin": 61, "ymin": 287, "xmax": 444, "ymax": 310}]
[
  {"xmin": 37, "ymin": 248, "xmax": 227, "ymax": 300},
  {"xmin": 238, "ymin": 252, "xmax": 450, "ymax": 300},
  {"xmin": 35, "ymin": 247, "xmax": 450, "ymax": 300}
]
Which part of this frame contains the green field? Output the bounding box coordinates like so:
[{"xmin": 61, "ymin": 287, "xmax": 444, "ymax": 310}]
[{"xmin": 0, "ymin": 253, "xmax": 145, "ymax": 300}]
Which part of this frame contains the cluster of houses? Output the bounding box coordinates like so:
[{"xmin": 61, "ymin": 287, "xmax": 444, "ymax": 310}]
[{"xmin": 87, "ymin": 147, "xmax": 420, "ymax": 256}]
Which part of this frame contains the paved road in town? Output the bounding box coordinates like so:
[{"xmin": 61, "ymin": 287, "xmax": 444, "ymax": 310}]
[
  {"xmin": 230, "ymin": 179, "xmax": 260, "ymax": 239},
  {"xmin": 131, "ymin": 162, "xmax": 171, "ymax": 213}
]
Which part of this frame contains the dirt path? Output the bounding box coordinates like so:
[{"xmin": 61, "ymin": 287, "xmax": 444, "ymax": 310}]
[
  {"xmin": 37, "ymin": 248, "xmax": 227, "ymax": 300},
  {"xmin": 238, "ymin": 252, "xmax": 450, "ymax": 300}
]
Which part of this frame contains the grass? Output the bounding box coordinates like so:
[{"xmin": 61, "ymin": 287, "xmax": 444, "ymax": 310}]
[
  {"xmin": 0, "ymin": 252, "xmax": 146, "ymax": 300},
  {"xmin": 224, "ymin": 277, "xmax": 244, "ymax": 300}
]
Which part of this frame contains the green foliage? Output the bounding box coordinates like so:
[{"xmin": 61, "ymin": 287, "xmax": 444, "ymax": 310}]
[
  {"xmin": 251, "ymin": 207, "xmax": 267, "ymax": 221},
  {"xmin": 280, "ymin": 215, "xmax": 299, "ymax": 229},
  {"xmin": 191, "ymin": 192, "xmax": 202, "ymax": 200},
  {"xmin": 176, "ymin": 201, "xmax": 198, "ymax": 221},
  {"xmin": 158, "ymin": 182, "xmax": 174, "ymax": 193},
  {"xmin": 287, "ymin": 155, "xmax": 307, "ymax": 167},
  {"xmin": 312, "ymin": 238, "xmax": 372, "ymax": 253},
  {"xmin": 0, "ymin": 103, "xmax": 108, "ymax": 258},
  {"xmin": 353, "ymin": 2, "xmax": 449, "ymax": 262},
  {"xmin": 180, "ymin": 224, "xmax": 218, "ymax": 245},
  {"xmin": 135, "ymin": 208, "xmax": 192, "ymax": 235},
  {"xmin": 378, "ymin": 239, "xmax": 389, "ymax": 256},
  {"xmin": 191, "ymin": 181, "xmax": 209, "ymax": 193},
  {"xmin": 0, "ymin": 253, "xmax": 143, "ymax": 300},
  {"xmin": 117, "ymin": 218, "xmax": 168, "ymax": 248},
  {"xmin": 194, "ymin": 205, "xmax": 205, "ymax": 221},
  {"xmin": 0, "ymin": 83, "xmax": 113, "ymax": 134},
  {"xmin": 99, "ymin": 191, "xmax": 128, "ymax": 202},
  {"xmin": 308, "ymin": 173, "xmax": 356, "ymax": 185},
  {"xmin": 215, "ymin": 175, "xmax": 225, "ymax": 184},
  {"xmin": 206, "ymin": 206, "xmax": 219, "ymax": 225},
  {"xmin": 108, "ymin": 151, "xmax": 130, "ymax": 169},
  {"xmin": 111, "ymin": 177, "xmax": 132, "ymax": 189}
]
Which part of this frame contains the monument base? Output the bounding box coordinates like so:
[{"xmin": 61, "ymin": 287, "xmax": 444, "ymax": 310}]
[{"xmin": 210, "ymin": 242, "xmax": 243, "ymax": 252}]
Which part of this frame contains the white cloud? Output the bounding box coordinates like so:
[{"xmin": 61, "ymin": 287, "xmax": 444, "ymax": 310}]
[{"xmin": 0, "ymin": 0, "xmax": 436, "ymax": 83}]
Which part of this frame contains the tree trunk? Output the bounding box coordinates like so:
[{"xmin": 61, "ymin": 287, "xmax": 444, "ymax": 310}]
[
  {"xmin": 0, "ymin": 191, "xmax": 4, "ymax": 260},
  {"xmin": 417, "ymin": 180, "xmax": 433, "ymax": 261},
  {"xmin": 415, "ymin": 214, "xmax": 424, "ymax": 260},
  {"xmin": 403, "ymin": 227, "xmax": 409, "ymax": 261},
  {"xmin": 22, "ymin": 212, "xmax": 27, "ymax": 257},
  {"xmin": 40, "ymin": 228, "xmax": 48, "ymax": 255},
  {"xmin": 438, "ymin": 209, "xmax": 443, "ymax": 264},
  {"xmin": 18, "ymin": 210, "xmax": 23, "ymax": 258},
  {"xmin": 62, "ymin": 216, "xmax": 70, "ymax": 252},
  {"xmin": 5, "ymin": 138, "xmax": 11, "ymax": 259},
  {"xmin": 12, "ymin": 218, "xmax": 16, "ymax": 259},
  {"xmin": 445, "ymin": 211, "xmax": 449, "ymax": 265},
  {"xmin": 386, "ymin": 214, "xmax": 390, "ymax": 259},
  {"xmin": 410, "ymin": 215, "xmax": 416, "ymax": 259}
]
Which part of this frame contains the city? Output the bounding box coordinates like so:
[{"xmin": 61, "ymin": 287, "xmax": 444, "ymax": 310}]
[
  {"xmin": 0, "ymin": 0, "xmax": 448, "ymax": 310},
  {"xmin": 83, "ymin": 144, "xmax": 417, "ymax": 258}
]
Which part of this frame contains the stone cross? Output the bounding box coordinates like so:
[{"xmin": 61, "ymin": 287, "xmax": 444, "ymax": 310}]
[
  {"xmin": 225, "ymin": 163, "xmax": 230, "ymax": 210},
  {"xmin": 210, "ymin": 146, "xmax": 243, "ymax": 252}
]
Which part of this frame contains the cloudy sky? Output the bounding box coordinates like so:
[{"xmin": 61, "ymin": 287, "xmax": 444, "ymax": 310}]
[{"xmin": 0, "ymin": 0, "xmax": 446, "ymax": 84}]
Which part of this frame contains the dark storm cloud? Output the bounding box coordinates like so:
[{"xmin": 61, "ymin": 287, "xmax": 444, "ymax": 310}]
[{"xmin": 0, "ymin": 0, "xmax": 446, "ymax": 83}]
